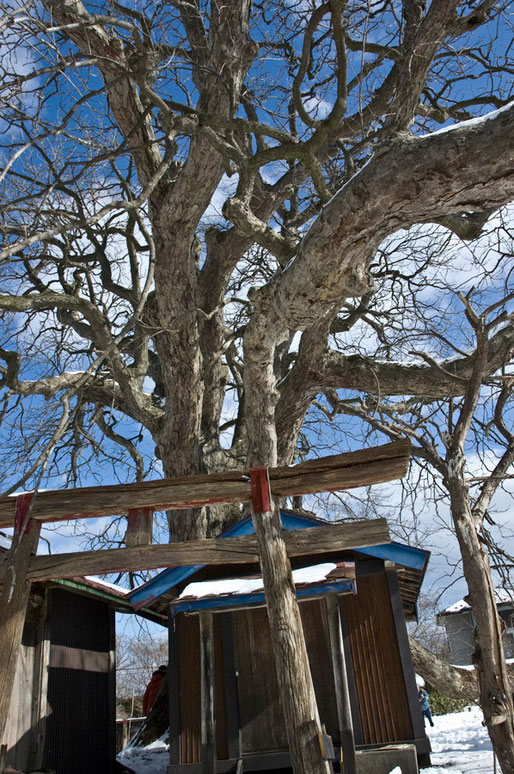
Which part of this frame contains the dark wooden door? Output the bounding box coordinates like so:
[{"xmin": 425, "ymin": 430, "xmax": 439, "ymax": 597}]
[{"xmin": 233, "ymin": 607, "xmax": 289, "ymax": 754}]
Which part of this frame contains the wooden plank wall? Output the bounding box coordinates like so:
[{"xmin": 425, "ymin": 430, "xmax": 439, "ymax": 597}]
[
  {"xmin": 177, "ymin": 580, "xmax": 414, "ymax": 762},
  {"xmin": 5, "ymin": 619, "xmax": 39, "ymax": 768},
  {"xmin": 300, "ymin": 601, "xmax": 340, "ymax": 745},
  {"xmin": 343, "ymin": 574, "xmax": 413, "ymax": 745},
  {"xmin": 178, "ymin": 615, "xmax": 227, "ymax": 763},
  {"xmin": 41, "ymin": 588, "xmax": 115, "ymax": 774}
]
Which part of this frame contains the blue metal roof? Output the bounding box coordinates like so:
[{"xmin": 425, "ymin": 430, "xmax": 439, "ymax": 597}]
[{"xmin": 127, "ymin": 510, "xmax": 429, "ymax": 610}]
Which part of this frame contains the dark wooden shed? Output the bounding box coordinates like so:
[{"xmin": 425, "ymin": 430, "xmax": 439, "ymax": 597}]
[
  {"xmin": 127, "ymin": 511, "xmax": 432, "ymax": 772},
  {"xmin": 0, "ymin": 527, "xmax": 141, "ymax": 774}
]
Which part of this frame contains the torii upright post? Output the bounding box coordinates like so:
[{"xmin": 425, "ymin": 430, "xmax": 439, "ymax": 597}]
[
  {"xmin": 0, "ymin": 495, "xmax": 41, "ymax": 757},
  {"xmin": 249, "ymin": 467, "xmax": 332, "ymax": 774}
]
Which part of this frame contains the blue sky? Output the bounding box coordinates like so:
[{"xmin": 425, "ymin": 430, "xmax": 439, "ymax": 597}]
[{"xmin": 0, "ymin": 1, "xmax": 513, "ymax": 637}]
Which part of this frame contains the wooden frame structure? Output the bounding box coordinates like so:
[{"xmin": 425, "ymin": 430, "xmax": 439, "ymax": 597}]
[
  {"xmin": 0, "ymin": 440, "xmax": 411, "ymax": 774},
  {"xmin": 132, "ymin": 509, "xmax": 431, "ymax": 773},
  {"xmin": 164, "ymin": 563, "xmax": 430, "ymax": 774}
]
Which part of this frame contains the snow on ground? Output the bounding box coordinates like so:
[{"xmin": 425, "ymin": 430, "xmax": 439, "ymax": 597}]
[
  {"xmin": 425, "ymin": 705, "xmax": 496, "ymax": 774},
  {"xmin": 118, "ymin": 735, "xmax": 169, "ymax": 774},
  {"xmin": 118, "ymin": 705, "xmax": 498, "ymax": 774}
]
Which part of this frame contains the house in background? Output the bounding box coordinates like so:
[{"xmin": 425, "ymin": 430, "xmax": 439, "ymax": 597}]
[
  {"xmin": 127, "ymin": 510, "xmax": 433, "ymax": 772},
  {"xmin": 437, "ymin": 592, "xmax": 514, "ymax": 666},
  {"xmin": 1, "ymin": 531, "xmax": 161, "ymax": 774}
]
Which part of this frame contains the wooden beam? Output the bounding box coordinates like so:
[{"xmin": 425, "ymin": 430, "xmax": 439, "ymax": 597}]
[
  {"xmin": 250, "ymin": 499, "xmax": 332, "ymax": 774},
  {"xmin": 168, "ymin": 609, "xmax": 181, "ymax": 766},
  {"xmin": 0, "ymin": 440, "xmax": 410, "ymax": 527},
  {"xmin": 19, "ymin": 520, "xmax": 390, "ymax": 583}
]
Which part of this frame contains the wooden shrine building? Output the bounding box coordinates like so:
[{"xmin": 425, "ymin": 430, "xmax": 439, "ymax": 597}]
[
  {"xmin": 0, "ymin": 439, "xmax": 423, "ymax": 774},
  {"xmin": 127, "ymin": 510, "xmax": 432, "ymax": 773}
]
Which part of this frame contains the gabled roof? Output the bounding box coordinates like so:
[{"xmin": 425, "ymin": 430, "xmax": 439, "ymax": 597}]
[
  {"xmin": 127, "ymin": 510, "xmax": 429, "ymax": 619},
  {"xmin": 438, "ymin": 589, "xmax": 514, "ymax": 618}
]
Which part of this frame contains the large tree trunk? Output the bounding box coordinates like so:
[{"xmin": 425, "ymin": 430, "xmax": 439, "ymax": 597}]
[{"xmin": 446, "ymin": 464, "xmax": 514, "ymax": 774}]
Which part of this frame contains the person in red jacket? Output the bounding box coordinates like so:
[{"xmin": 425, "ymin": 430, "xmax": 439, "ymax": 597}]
[{"xmin": 142, "ymin": 665, "xmax": 167, "ymax": 716}]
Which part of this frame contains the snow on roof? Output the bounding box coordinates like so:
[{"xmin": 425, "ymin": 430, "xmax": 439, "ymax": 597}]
[
  {"xmin": 440, "ymin": 588, "xmax": 513, "ymax": 616},
  {"xmin": 82, "ymin": 576, "xmax": 128, "ymax": 597},
  {"xmin": 179, "ymin": 562, "xmax": 338, "ymax": 601},
  {"xmin": 440, "ymin": 598, "xmax": 470, "ymax": 615}
]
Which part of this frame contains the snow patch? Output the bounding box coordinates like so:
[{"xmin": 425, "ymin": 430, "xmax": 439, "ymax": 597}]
[
  {"xmin": 83, "ymin": 576, "xmax": 128, "ymax": 595},
  {"xmin": 179, "ymin": 563, "xmax": 338, "ymax": 600},
  {"xmin": 440, "ymin": 588, "xmax": 513, "ymax": 616},
  {"xmin": 0, "ymin": 531, "xmax": 11, "ymax": 550},
  {"xmin": 117, "ymin": 705, "xmax": 498, "ymax": 774},
  {"xmin": 422, "ymin": 100, "xmax": 514, "ymax": 138}
]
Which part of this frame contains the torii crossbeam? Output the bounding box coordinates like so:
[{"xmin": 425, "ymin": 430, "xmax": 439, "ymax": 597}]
[{"xmin": 0, "ymin": 439, "xmax": 410, "ymax": 774}]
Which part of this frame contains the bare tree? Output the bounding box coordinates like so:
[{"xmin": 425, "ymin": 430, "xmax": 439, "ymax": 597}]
[
  {"xmin": 116, "ymin": 633, "xmax": 168, "ymax": 710},
  {"xmin": 317, "ymin": 282, "xmax": 514, "ymax": 767},
  {"xmin": 1, "ymin": 0, "xmax": 514, "ymax": 768}
]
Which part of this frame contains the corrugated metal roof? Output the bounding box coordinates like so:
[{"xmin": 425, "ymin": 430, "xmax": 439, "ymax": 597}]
[{"xmin": 127, "ymin": 509, "xmax": 429, "ymax": 614}]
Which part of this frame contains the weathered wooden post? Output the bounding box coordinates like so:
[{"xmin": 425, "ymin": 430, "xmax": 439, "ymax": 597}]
[
  {"xmin": 250, "ymin": 467, "xmax": 332, "ymax": 774},
  {"xmin": 326, "ymin": 596, "xmax": 357, "ymax": 774},
  {"xmin": 125, "ymin": 506, "xmax": 153, "ymax": 547},
  {"xmin": 0, "ymin": 495, "xmax": 41, "ymax": 752},
  {"xmin": 199, "ymin": 611, "xmax": 216, "ymax": 774}
]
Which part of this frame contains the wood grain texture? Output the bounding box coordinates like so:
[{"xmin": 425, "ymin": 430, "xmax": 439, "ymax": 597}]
[
  {"xmin": 0, "ymin": 441, "xmax": 409, "ymax": 527},
  {"xmin": 0, "ymin": 519, "xmax": 41, "ymax": 749},
  {"xmin": 343, "ymin": 573, "xmax": 413, "ymax": 745},
  {"xmin": 251, "ymin": 503, "xmax": 332, "ymax": 774},
  {"xmin": 20, "ymin": 520, "xmax": 389, "ymax": 582},
  {"xmin": 199, "ymin": 612, "xmax": 216, "ymax": 774}
]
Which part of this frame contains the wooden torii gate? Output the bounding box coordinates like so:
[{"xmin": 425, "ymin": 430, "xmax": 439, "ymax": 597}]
[{"xmin": 0, "ymin": 439, "xmax": 410, "ymax": 774}]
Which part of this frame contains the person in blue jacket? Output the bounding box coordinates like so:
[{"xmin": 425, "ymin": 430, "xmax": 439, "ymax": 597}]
[{"xmin": 418, "ymin": 685, "xmax": 434, "ymax": 727}]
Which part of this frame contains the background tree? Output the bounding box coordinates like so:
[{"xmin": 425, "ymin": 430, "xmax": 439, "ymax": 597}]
[
  {"xmin": 1, "ymin": 0, "xmax": 514, "ymax": 769},
  {"xmin": 116, "ymin": 632, "xmax": 168, "ymax": 717}
]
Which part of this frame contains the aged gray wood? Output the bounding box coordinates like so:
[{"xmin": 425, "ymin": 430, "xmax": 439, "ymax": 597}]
[
  {"xmin": 199, "ymin": 612, "xmax": 216, "ymax": 774},
  {"xmin": 325, "ymin": 596, "xmax": 356, "ymax": 774},
  {"xmin": 385, "ymin": 568, "xmax": 427, "ymax": 750},
  {"xmin": 0, "ymin": 441, "xmax": 409, "ymax": 527},
  {"xmin": 220, "ymin": 614, "xmax": 242, "ymax": 761},
  {"xmin": 0, "ymin": 519, "xmax": 41, "ymax": 751},
  {"xmin": 251, "ymin": 502, "xmax": 333, "ymax": 774},
  {"xmin": 168, "ymin": 610, "xmax": 181, "ymax": 766},
  {"xmin": 125, "ymin": 507, "xmax": 153, "ymax": 547},
  {"xmin": 19, "ymin": 520, "xmax": 389, "ymax": 582}
]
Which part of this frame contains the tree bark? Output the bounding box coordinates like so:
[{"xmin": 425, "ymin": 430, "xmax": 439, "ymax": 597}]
[
  {"xmin": 446, "ymin": 463, "xmax": 514, "ymax": 774},
  {"xmin": 409, "ymin": 637, "xmax": 478, "ymax": 698}
]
